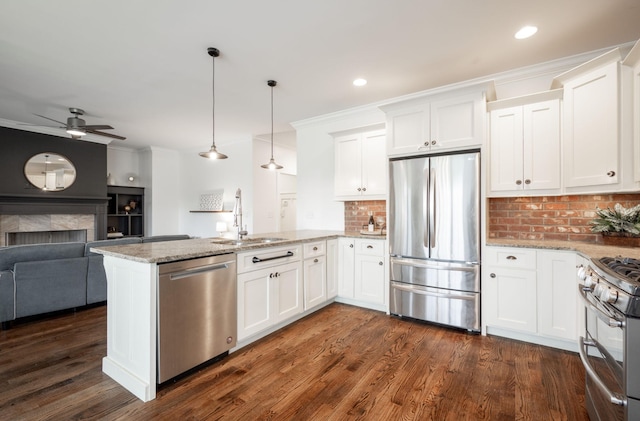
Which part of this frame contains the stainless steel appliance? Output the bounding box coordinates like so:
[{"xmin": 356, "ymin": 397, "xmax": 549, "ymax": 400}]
[
  {"xmin": 389, "ymin": 150, "xmax": 480, "ymax": 332},
  {"xmin": 578, "ymin": 257, "xmax": 640, "ymax": 420},
  {"xmin": 157, "ymin": 253, "xmax": 237, "ymax": 383}
]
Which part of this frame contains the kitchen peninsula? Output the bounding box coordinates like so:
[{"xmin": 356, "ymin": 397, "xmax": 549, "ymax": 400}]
[{"xmin": 91, "ymin": 230, "xmax": 387, "ymax": 402}]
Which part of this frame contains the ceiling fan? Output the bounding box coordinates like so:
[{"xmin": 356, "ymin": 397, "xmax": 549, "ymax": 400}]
[{"xmin": 34, "ymin": 107, "xmax": 126, "ymax": 140}]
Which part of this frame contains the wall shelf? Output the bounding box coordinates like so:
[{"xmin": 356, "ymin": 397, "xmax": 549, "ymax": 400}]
[{"xmin": 107, "ymin": 186, "xmax": 144, "ymax": 237}]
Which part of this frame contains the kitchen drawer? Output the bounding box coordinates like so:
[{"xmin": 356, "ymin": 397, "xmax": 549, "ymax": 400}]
[
  {"xmin": 303, "ymin": 241, "xmax": 326, "ymax": 259},
  {"xmin": 355, "ymin": 238, "xmax": 385, "ymax": 256},
  {"xmin": 237, "ymin": 244, "xmax": 302, "ymax": 274},
  {"xmin": 485, "ymin": 246, "xmax": 536, "ymax": 270}
]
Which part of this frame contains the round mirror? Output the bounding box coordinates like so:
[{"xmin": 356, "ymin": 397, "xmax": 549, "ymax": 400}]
[{"xmin": 24, "ymin": 152, "xmax": 76, "ymax": 191}]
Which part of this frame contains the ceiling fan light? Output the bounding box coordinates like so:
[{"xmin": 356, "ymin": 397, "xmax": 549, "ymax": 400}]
[{"xmin": 66, "ymin": 127, "xmax": 86, "ymax": 136}]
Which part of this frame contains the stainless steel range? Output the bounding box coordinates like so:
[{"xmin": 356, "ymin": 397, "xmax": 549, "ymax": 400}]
[{"xmin": 578, "ymin": 257, "xmax": 640, "ymax": 421}]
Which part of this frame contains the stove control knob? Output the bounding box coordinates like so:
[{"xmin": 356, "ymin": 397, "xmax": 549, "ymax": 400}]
[
  {"xmin": 601, "ymin": 288, "xmax": 619, "ymax": 304},
  {"xmin": 583, "ymin": 274, "xmax": 596, "ymax": 289},
  {"xmin": 577, "ymin": 266, "xmax": 586, "ymax": 280}
]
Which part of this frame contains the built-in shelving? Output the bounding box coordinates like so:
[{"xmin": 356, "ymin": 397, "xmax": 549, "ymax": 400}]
[{"xmin": 107, "ymin": 186, "xmax": 144, "ymax": 238}]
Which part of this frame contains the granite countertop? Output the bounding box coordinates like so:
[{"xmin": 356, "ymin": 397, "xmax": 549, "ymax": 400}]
[
  {"xmin": 91, "ymin": 229, "xmax": 387, "ymax": 264},
  {"xmin": 487, "ymin": 238, "xmax": 640, "ymax": 260}
]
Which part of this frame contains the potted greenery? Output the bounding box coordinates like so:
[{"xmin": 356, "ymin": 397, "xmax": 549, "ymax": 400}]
[{"xmin": 590, "ymin": 203, "xmax": 640, "ymax": 246}]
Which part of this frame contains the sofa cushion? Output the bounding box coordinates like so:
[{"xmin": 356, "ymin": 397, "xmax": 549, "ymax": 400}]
[
  {"xmin": 0, "ymin": 270, "xmax": 14, "ymax": 322},
  {"xmin": 0, "ymin": 242, "xmax": 85, "ymax": 271},
  {"xmin": 142, "ymin": 235, "xmax": 190, "ymax": 243},
  {"xmin": 84, "ymin": 237, "xmax": 142, "ymax": 257},
  {"xmin": 14, "ymin": 257, "xmax": 88, "ymax": 318}
]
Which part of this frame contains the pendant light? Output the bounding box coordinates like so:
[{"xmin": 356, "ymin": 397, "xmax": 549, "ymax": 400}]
[
  {"xmin": 261, "ymin": 80, "xmax": 283, "ymax": 170},
  {"xmin": 199, "ymin": 47, "xmax": 228, "ymax": 159}
]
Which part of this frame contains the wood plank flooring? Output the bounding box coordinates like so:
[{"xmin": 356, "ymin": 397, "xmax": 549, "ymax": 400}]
[{"xmin": 0, "ymin": 303, "xmax": 588, "ymax": 420}]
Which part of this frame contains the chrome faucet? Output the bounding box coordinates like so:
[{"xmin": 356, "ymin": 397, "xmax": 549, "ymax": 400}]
[{"xmin": 233, "ymin": 188, "xmax": 248, "ymax": 240}]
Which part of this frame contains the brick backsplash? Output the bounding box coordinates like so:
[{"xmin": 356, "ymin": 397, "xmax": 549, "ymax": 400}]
[
  {"xmin": 344, "ymin": 200, "xmax": 387, "ymax": 232},
  {"xmin": 488, "ymin": 194, "xmax": 640, "ymax": 244}
]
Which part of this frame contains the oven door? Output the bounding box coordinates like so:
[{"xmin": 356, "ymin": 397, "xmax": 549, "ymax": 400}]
[{"xmin": 578, "ymin": 286, "xmax": 626, "ymax": 420}]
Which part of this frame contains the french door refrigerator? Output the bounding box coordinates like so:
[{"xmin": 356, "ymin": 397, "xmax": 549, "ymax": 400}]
[{"xmin": 389, "ymin": 150, "xmax": 480, "ymax": 332}]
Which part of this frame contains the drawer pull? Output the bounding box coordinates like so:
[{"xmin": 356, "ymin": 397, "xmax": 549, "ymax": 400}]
[
  {"xmin": 313, "ymin": 246, "xmax": 318, "ymax": 251},
  {"xmin": 252, "ymin": 251, "xmax": 294, "ymax": 263},
  {"xmin": 490, "ymin": 273, "xmax": 496, "ymax": 278},
  {"xmin": 314, "ymin": 258, "xmax": 319, "ymax": 263},
  {"xmin": 506, "ymin": 255, "xmax": 517, "ymax": 260}
]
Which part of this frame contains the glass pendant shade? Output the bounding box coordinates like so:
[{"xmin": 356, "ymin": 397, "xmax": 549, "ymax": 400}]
[
  {"xmin": 261, "ymin": 79, "xmax": 282, "ymax": 170},
  {"xmin": 199, "ymin": 47, "xmax": 228, "ymax": 160}
]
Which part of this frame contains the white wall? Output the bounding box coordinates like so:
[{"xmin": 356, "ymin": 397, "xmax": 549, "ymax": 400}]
[
  {"xmin": 178, "ymin": 137, "xmax": 254, "ymax": 239},
  {"xmin": 293, "ymin": 107, "xmax": 386, "ymax": 231},
  {"xmin": 106, "ymin": 146, "xmax": 141, "ymax": 187}
]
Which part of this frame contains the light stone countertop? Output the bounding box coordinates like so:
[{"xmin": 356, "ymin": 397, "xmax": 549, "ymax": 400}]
[
  {"xmin": 487, "ymin": 238, "xmax": 640, "ymax": 260},
  {"xmin": 91, "ymin": 229, "xmax": 386, "ymax": 264}
]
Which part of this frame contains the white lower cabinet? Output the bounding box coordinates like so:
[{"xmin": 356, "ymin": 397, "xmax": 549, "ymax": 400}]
[
  {"xmin": 484, "ymin": 246, "xmax": 578, "ymax": 351},
  {"xmin": 303, "ymin": 241, "xmax": 327, "ymax": 310},
  {"xmin": 326, "ymin": 239, "xmax": 339, "ymax": 300},
  {"xmin": 337, "ymin": 237, "xmax": 387, "ymax": 311},
  {"xmin": 237, "ymin": 245, "xmax": 303, "ymax": 341}
]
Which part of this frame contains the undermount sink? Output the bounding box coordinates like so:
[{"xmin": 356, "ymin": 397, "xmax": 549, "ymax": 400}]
[{"xmin": 211, "ymin": 237, "xmax": 286, "ymax": 246}]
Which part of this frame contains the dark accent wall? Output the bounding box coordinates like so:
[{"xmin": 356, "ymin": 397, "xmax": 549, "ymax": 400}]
[{"xmin": 0, "ymin": 126, "xmax": 107, "ymax": 199}]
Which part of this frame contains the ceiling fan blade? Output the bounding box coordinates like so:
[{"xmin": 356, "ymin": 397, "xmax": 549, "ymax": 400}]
[
  {"xmin": 34, "ymin": 114, "xmax": 66, "ymax": 126},
  {"xmin": 85, "ymin": 129, "xmax": 126, "ymax": 140},
  {"xmin": 83, "ymin": 124, "xmax": 114, "ymax": 130}
]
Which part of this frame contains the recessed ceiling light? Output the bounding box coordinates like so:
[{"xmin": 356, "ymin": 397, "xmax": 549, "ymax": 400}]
[
  {"xmin": 515, "ymin": 25, "xmax": 538, "ymax": 40},
  {"xmin": 353, "ymin": 78, "xmax": 367, "ymax": 87}
]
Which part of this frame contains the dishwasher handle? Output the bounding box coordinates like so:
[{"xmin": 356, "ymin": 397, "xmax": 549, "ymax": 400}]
[
  {"xmin": 169, "ymin": 263, "xmax": 231, "ymax": 280},
  {"xmin": 252, "ymin": 251, "xmax": 294, "ymax": 263}
]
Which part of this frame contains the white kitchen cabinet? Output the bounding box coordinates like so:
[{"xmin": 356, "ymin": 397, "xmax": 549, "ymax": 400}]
[
  {"xmin": 237, "ymin": 245, "xmax": 303, "ymax": 341},
  {"xmin": 303, "ymin": 241, "xmax": 327, "ymax": 310},
  {"xmin": 537, "ymin": 250, "xmax": 577, "ymax": 341},
  {"xmin": 380, "ymin": 88, "xmax": 487, "ymax": 157},
  {"xmin": 555, "ymin": 50, "xmax": 622, "ymax": 189},
  {"xmin": 484, "ymin": 246, "xmax": 579, "ymax": 352},
  {"xmin": 326, "ymin": 238, "xmax": 339, "ymax": 300},
  {"xmin": 484, "ymin": 247, "xmax": 538, "ymax": 333},
  {"xmin": 337, "ymin": 237, "xmax": 387, "ymax": 311},
  {"xmin": 623, "ymin": 40, "xmax": 640, "ymax": 182},
  {"xmin": 334, "ymin": 129, "xmax": 386, "ymax": 200},
  {"xmin": 488, "ymin": 91, "xmax": 561, "ymax": 195}
]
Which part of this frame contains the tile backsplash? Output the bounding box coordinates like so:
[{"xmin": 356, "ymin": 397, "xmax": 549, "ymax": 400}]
[
  {"xmin": 488, "ymin": 194, "xmax": 640, "ymax": 244},
  {"xmin": 344, "ymin": 200, "xmax": 386, "ymax": 232}
]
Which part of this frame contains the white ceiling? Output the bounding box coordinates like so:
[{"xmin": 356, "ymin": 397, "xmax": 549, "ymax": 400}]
[{"xmin": 0, "ymin": 0, "xmax": 639, "ymax": 151}]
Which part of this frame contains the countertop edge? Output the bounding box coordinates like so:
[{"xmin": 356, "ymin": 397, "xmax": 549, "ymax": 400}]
[{"xmin": 486, "ymin": 238, "xmax": 640, "ymax": 260}]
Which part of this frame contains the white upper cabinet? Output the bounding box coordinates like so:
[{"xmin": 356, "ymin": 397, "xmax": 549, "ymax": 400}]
[
  {"xmin": 334, "ymin": 128, "xmax": 387, "ymax": 200},
  {"xmin": 488, "ymin": 90, "xmax": 562, "ymax": 196},
  {"xmin": 623, "ymin": 40, "xmax": 640, "ymax": 182},
  {"xmin": 380, "ymin": 84, "xmax": 491, "ymax": 157},
  {"xmin": 553, "ymin": 49, "xmax": 623, "ymax": 190}
]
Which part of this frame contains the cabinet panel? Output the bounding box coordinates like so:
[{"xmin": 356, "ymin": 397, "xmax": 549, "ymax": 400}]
[
  {"xmin": 338, "ymin": 238, "xmax": 355, "ymax": 298},
  {"xmin": 564, "ymin": 61, "xmax": 619, "ymax": 188},
  {"xmin": 490, "ymin": 106, "xmax": 523, "ymax": 191},
  {"xmin": 484, "ymin": 268, "xmax": 537, "ymax": 333},
  {"xmin": 354, "ymin": 254, "xmax": 385, "ymax": 305},
  {"xmin": 523, "ymin": 100, "xmax": 561, "ymax": 190},
  {"xmin": 537, "ymin": 251, "xmax": 577, "ymax": 341},
  {"xmin": 430, "ymin": 93, "xmax": 481, "ymax": 151},
  {"xmin": 386, "ymin": 106, "xmax": 429, "ymax": 156},
  {"xmin": 237, "ymin": 269, "xmax": 271, "ymax": 340},
  {"xmin": 334, "ymin": 134, "xmax": 363, "ymax": 197},
  {"xmin": 326, "ymin": 239, "xmax": 339, "ymax": 299},
  {"xmin": 304, "ymin": 255, "xmax": 327, "ymax": 310},
  {"xmin": 334, "ymin": 129, "xmax": 387, "ymax": 199},
  {"xmin": 275, "ymin": 263, "xmax": 303, "ymax": 323},
  {"xmin": 361, "ymin": 131, "xmax": 387, "ymax": 196}
]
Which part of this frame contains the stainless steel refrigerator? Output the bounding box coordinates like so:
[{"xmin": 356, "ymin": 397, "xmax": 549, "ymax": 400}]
[{"xmin": 389, "ymin": 150, "xmax": 480, "ymax": 332}]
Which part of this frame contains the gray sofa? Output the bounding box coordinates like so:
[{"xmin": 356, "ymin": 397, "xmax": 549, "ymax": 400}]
[{"xmin": 0, "ymin": 235, "xmax": 190, "ymax": 326}]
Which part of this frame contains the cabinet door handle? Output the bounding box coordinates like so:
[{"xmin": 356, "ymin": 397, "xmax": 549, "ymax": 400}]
[
  {"xmin": 490, "ymin": 273, "xmax": 496, "ymax": 278},
  {"xmin": 313, "ymin": 246, "xmax": 318, "ymax": 251},
  {"xmin": 506, "ymin": 255, "xmax": 517, "ymax": 260},
  {"xmin": 524, "ymin": 179, "xmax": 531, "ymax": 185},
  {"xmin": 515, "ymin": 180, "xmax": 522, "ymax": 185},
  {"xmin": 431, "ymin": 140, "xmax": 437, "ymax": 145},
  {"xmin": 314, "ymin": 258, "xmax": 319, "ymax": 263},
  {"xmin": 418, "ymin": 141, "xmax": 429, "ymax": 150},
  {"xmin": 349, "ymin": 244, "xmax": 354, "ymax": 248},
  {"xmin": 362, "ymin": 187, "xmax": 366, "ymax": 192},
  {"xmin": 367, "ymin": 245, "xmax": 373, "ymax": 249},
  {"xmin": 379, "ymin": 261, "xmax": 383, "ymax": 266},
  {"xmin": 357, "ymin": 187, "xmax": 362, "ymax": 191},
  {"xmin": 607, "ymin": 171, "xmax": 616, "ymax": 177}
]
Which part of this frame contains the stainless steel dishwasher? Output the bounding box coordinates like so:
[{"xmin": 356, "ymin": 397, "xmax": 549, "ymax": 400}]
[{"xmin": 157, "ymin": 253, "xmax": 236, "ymax": 383}]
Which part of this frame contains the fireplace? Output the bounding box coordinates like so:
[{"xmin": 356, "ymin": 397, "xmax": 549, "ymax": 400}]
[{"xmin": 0, "ymin": 197, "xmax": 107, "ymax": 247}]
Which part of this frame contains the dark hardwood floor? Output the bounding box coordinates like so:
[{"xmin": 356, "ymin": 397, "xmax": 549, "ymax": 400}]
[{"xmin": 0, "ymin": 303, "xmax": 588, "ymax": 420}]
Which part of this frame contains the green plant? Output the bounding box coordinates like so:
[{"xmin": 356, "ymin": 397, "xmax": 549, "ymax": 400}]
[{"xmin": 590, "ymin": 203, "xmax": 640, "ymax": 235}]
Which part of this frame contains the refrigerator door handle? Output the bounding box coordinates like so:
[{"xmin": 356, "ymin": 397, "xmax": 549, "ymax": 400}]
[
  {"xmin": 429, "ymin": 168, "xmax": 436, "ymax": 249},
  {"xmin": 391, "ymin": 282, "xmax": 476, "ymax": 300},
  {"xmin": 423, "ymin": 167, "xmax": 429, "ymax": 248}
]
